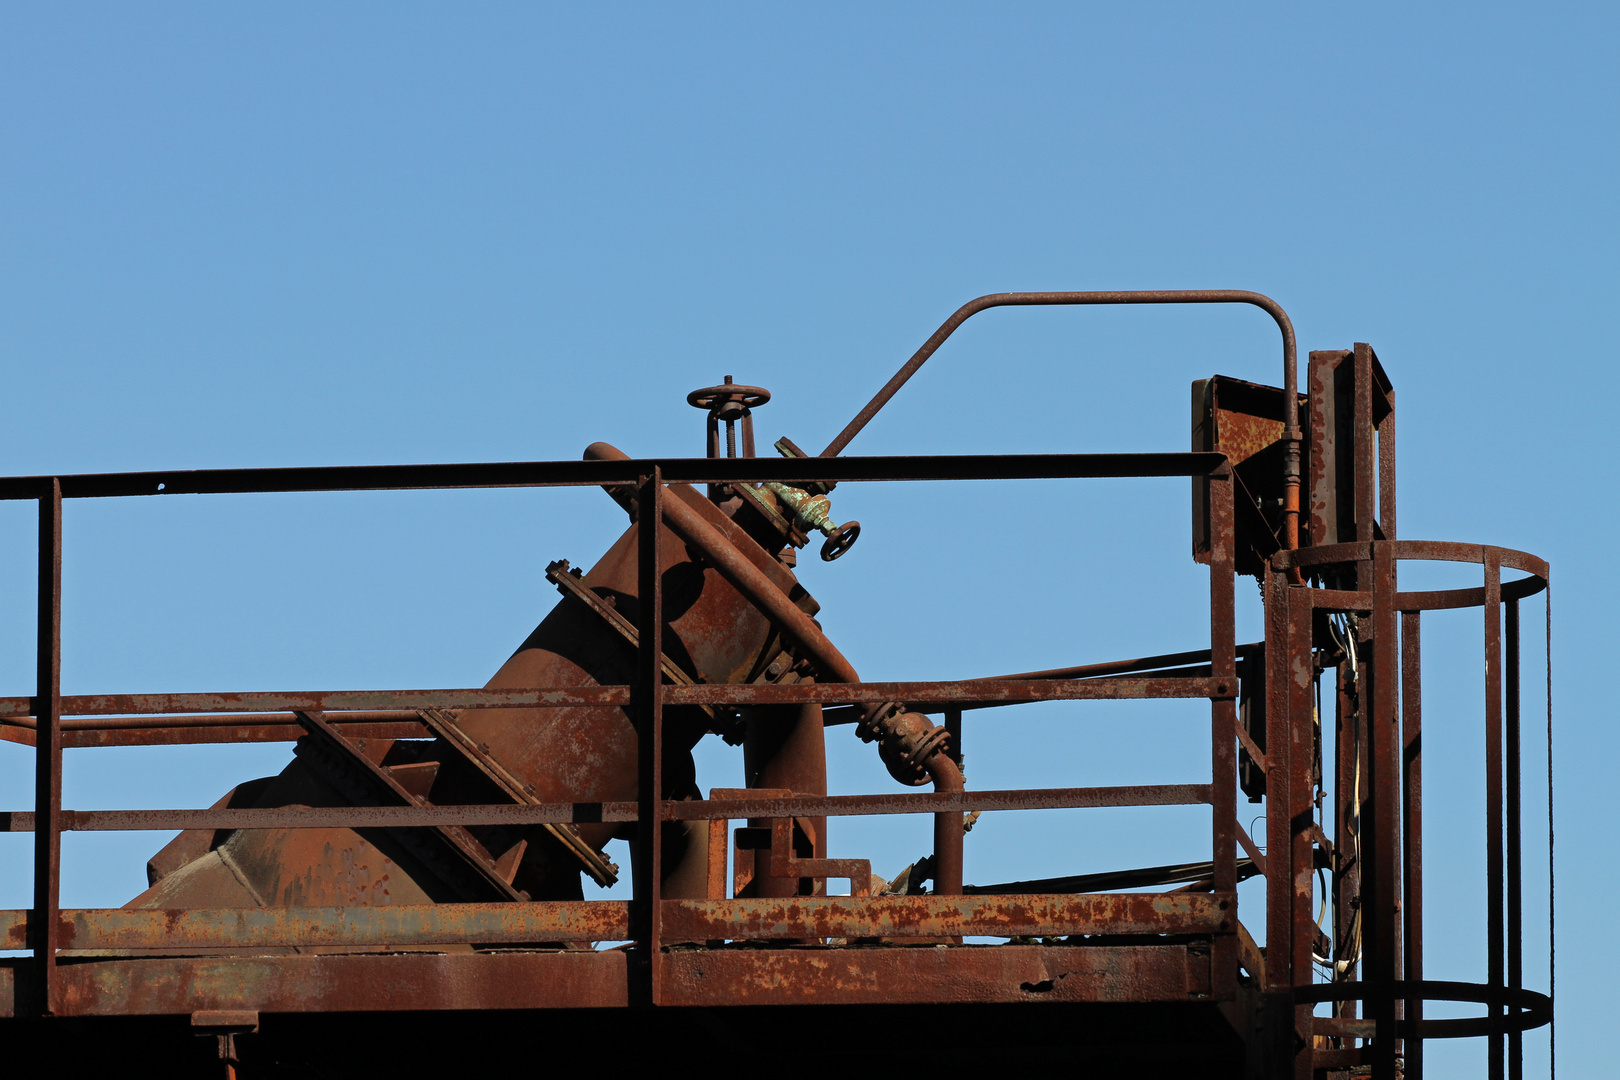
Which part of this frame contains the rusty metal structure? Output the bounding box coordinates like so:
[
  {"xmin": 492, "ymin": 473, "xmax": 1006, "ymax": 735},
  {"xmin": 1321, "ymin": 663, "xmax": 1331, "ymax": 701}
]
[{"xmin": 0, "ymin": 291, "xmax": 1552, "ymax": 1077}]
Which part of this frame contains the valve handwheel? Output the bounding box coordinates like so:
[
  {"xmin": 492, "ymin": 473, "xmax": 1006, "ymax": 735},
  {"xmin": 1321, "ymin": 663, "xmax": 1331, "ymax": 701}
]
[
  {"xmin": 820, "ymin": 520, "xmax": 860, "ymax": 562},
  {"xmin": 688, "ymin": 376, "xmax": 770, "ymax": 419}
]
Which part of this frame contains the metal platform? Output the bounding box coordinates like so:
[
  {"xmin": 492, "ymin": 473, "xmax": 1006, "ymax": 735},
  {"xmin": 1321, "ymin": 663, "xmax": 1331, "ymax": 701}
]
[{"xmin": 0, "ymin": 292, "xmax": 1552, "ymax": 1078}]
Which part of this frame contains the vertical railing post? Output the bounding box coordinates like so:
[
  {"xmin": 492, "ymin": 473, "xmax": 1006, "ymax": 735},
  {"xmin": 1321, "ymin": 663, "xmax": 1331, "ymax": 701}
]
[
  {"xmin": 1506, "ymin": 594, "xmax": 1523, "ymax": 1080},
  {"xmin": 32, "ymin": 478, "xmax": 63, "ymax": 1017},
  {"xmin": 1544, "ymin": 582, "xmax": 1555, "ymax": 1080},
  {"xmin": 1484, "ymin": 549, "xmax": 1505, "ymax": 1080},
  {"xmin": 1401, "ymin": 610, "xmax": 1424, "ymax": 1079},
  {"xmin": 1378, "ymin": 387, "xmax": 1396, "ymax": 542},
  {"xmin": 1368, "ymin": 543, "xmax": 1401, "ymax": 1078},
  {"xmin": 633, "ymin": 469, "xmax": 664, "ymax": 1005},
  {"xmin": 1287, "ymin": 588, "xmax": 1316, "ymax": 1080},
  {"xmin": 1263, "ymin": 566, "xmax": 1307, "ymax": 1080},
  {"xmin": 1208, "ymin": 463, "xmax": 1238, "ymax": 1001}
]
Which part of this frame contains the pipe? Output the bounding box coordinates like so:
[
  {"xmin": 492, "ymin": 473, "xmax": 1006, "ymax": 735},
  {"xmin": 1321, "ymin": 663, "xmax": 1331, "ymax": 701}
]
[
  {"xmin": 588, "ymin": 442, "xmax": 864, "ymax": 684},
  {"xmin": 587, "ymin": 441, "xmax": 964, "ymax": 893},
  {"xmin": 819, "ymin": 290, "xmax": 1301, "ymax": 555}
]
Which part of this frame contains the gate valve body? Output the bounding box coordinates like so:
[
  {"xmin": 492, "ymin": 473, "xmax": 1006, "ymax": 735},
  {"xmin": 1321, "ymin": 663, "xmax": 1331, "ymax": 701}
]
[
  {"xmin": 858, "ymin": 705, "xmax": 953, "ymax": 787},
  {"xmin": 765, "ymin": 481, "xmax": 861, "ymax": 561}
]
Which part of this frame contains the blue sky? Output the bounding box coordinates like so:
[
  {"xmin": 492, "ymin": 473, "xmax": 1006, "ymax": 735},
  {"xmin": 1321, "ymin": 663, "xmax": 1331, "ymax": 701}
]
[{"xmin": 2, "ymin": 5, "xmax": 1613, "ymax": 1074}]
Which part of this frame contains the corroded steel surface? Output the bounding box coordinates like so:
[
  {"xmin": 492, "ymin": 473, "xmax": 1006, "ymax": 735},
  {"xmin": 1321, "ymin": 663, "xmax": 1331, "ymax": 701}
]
[
  {"xmin": 661, "ymin": 892, "xmax": 1233, "ymax": 940},
  {"xmin": 0, "ymin": 952, "xmax": 632, "ymax": 1016},
  {"xmin": 0, "ymin": 292, "xmax": 1554, "ymax": 1080},
  {"xmin": 660, "ymin": 944, "xmax": 1214, "ymax": 1006},
  {"xmin": 1, "ymin": 902, "xmax": 631, "ymax": 951}
]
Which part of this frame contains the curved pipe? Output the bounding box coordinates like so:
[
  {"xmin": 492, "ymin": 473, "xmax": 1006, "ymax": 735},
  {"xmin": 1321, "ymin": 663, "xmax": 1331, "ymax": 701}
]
[
  {"xmin": 819, "ymin": 290, "xmax": 1301, "ymax": 553},
  {"xmin": 587, "ymin": 441, "xmax": 964, "ymax": 892}
]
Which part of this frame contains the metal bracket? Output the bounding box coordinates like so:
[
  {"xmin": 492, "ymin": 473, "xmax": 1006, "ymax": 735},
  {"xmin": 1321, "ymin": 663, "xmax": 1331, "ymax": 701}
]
[
  {"xmin": 292, "ymin": 710, "xmax": 527, "ymax": 901},
  {"xmin": 730, "ymin": 482, "xmax": 808, "ymax": 546},
  {"xmin": 192, "ymin": 1010, "xmax": 257, "ymax": 1080},
  {"xmin": 416, "ymin": 706, "xmax": 619, "ymax": 887},
  {"xmin": 710, "ymin": 788, "xmax": 870, "ymax": 898},
  {"xmin": 546, "ymin": 559, "xmax": 745, "ymax": 744}
]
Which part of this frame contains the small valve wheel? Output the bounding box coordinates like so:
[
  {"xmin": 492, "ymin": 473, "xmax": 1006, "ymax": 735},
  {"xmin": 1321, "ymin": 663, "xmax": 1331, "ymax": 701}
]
[
  {"xmin": 687, "ymin": 377, "xmax": 770, "ymax": 420},
  {"xmin": 820, "ymin": 521, "xmax": 860, "ymax": 562},
  {"xmin": 689, "ymin": 375, "xmax": 770, "ymax": 462},
  {"xmin": 766, "ymin": 481, "xmax": 862, "ymax": 562}
]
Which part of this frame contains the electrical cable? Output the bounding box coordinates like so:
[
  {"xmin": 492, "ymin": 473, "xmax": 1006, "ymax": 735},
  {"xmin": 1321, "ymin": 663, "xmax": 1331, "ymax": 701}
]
[{"xmin": 1314, "ymin": 614, "xmax": 1363, "ymax": 977}]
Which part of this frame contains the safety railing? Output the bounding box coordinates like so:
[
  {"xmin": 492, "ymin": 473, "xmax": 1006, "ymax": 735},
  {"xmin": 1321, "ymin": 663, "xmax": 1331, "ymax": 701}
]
[
  {"xmin": 1264, "ymin": 540, "xmax": 1553, "ymax": 1079},
  {"xmin": 0, "ymin": 449, "xmax": 1241, "ymax": 1014}
]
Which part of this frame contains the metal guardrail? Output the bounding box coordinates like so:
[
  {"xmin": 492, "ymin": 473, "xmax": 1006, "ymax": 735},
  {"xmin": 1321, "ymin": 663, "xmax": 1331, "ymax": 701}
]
[{"xmin": 3, "ymin": 450, "xmax": 1242, "ymax": 1015}]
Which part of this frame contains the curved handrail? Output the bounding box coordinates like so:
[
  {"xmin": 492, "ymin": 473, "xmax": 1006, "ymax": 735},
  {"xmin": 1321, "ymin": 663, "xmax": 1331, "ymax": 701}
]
[
  {"xmin": 818, "ymin": 289, "xmax": 1301, "ymax": 549},
  {"xmin": 1295, "ymin": 979, "xmax": 1552, "ymax": 1040},
  {"xmin": 1274, "ymin": 539, "xmax": 1550, "ymax": 586}
]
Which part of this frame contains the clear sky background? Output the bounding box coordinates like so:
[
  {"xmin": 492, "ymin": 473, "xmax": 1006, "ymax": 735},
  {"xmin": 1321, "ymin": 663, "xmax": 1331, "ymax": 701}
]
[{"xmin": 2, "ymin": 5, "xmax": 1612, "ymax": 1075}]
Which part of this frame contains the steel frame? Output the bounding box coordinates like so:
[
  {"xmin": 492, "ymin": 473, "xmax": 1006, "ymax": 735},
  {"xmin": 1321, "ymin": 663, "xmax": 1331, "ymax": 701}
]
[
  {"xmin": 0, "ymin": 290, "xmax": 1555, "ymax": 1078},
  {"xmin": 0, "ymin": 451, "xmax": 1241, "ymax": 1014}
]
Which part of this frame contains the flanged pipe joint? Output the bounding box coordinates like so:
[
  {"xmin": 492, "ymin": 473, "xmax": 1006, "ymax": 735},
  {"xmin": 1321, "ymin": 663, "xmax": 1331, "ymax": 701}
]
[{"xmin": 858, "ymin": 705, "xmax": 953, "ymax": 788}]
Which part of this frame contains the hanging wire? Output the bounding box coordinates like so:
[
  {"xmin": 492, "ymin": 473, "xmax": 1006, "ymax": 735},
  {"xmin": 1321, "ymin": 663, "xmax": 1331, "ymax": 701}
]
[
  {"xmin": 1314, "ymin": 613, "xmax": 1363, "ymax": 977},
  {"xmin": 1311, "ymin": 660, "xmax": 1333, "ymax": 974}
]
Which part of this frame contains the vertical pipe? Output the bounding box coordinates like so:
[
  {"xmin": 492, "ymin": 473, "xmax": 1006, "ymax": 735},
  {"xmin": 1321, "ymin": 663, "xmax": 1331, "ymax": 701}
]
[
  {"xmin": 1402, "ymin": 610, "xmax": 1424, "ymax": 1080},
  {"xmin": 1484, "ymin": 551, "xmax": 1505, "ymax": 1079},
  {"xmin": 1506, "ymin": 597, "xmax": 1523, "ymax": 1080},
  {"xmin": 939, "ymin": 707, "xmax": 966, "ymax": 898},
  {"xmin": 635, "ymin": 470, "xmax": 664, "ymax": 1003},
  {"xmin": 1369, "ymin": 544, "xmax": 1401, "ymax": 1079},
  {"xmin": 32, "ymin": 478, "xmax": 62, "ymax": 1017},
  {"xmin": 944, "ymin": 709, "xmax": 962, "ymax": 772},
  {"xmin": 744, "ymin": 700, "xmax": 827, "ymax": 898},
  {"xmin": 930, "ymin": 722, "xmax": 965, "ymax": 898},
  {"xmin": 932, "ymin": 805, "xmax": 964, "ymax": 896},
  {"xmin": 1209, "ymin": 466, "xmax": 1239, "ymax": 1000}
]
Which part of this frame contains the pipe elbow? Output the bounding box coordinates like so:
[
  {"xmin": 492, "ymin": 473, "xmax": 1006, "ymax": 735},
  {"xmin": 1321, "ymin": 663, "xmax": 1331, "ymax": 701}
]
[
  {"xmin": 867, "ymin": 709, "xmax": 959, "ymax": 790},
  {"xmin": 927, "ymin": 748, "xmax": 964, "ymax": 793}
]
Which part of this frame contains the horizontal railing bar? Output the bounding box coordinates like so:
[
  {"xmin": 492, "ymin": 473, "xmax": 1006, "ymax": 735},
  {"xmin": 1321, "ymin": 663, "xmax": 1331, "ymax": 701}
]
[
  {"xmin": 0, "ymin": 902, "xmax": 631, "ymax": 950},
  {"xmin": 1307, "ymin": 588, "xmax": 1371, "ymax": 611},
  {"xmin": 983, "ymin": 641, "xmax": 1262, "ymax": 682},
  {"xmin": 0, "ymin": 803, "xmax": 641, "ymax": 832},
  {"xmin": 0, "ymin": 676, "xmax": 1231, "ymax": 720},
  {"xmin": 0, "ymin": 720, "xmax": 431, "ymax": 750},
  {"xmin": 1, "ymin": 785, "xmax": 1210, "ymax": 833},
  {"xmin": 661, "ymin": 784, "xmax": 1213, "ymax": 821},
  {"xmin": 0, "ymin": 709, "xmax": 427, "ymax": 732},
  {"xmin": 967, "ymin": 857, "xmax": 1258, "ymax": 896},
  {"xmin": 1273, "ymin": 539, "xmax": 1549, "ymax": 584},
  {"xmin": 661, "ymin": 892, "xmax": 1235, "ymax": 940},
  {"xmin": 1394, "ymin": 579, "xmax": 1545, "ymax": 611},
  {"xmin": 0, "ymin": 688, "xmax": 633, "ymax": 717},
  {"xmin": 0, "ymin": 892, "xmax": 1234, "ymax": 950},
  {"xmin": 668, "ymin": 677, "xmax": 1229, "ymax": 706},
  {"xmin": 0, "ymin": 452, "xmax": 1232, "ymax": 502}
]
